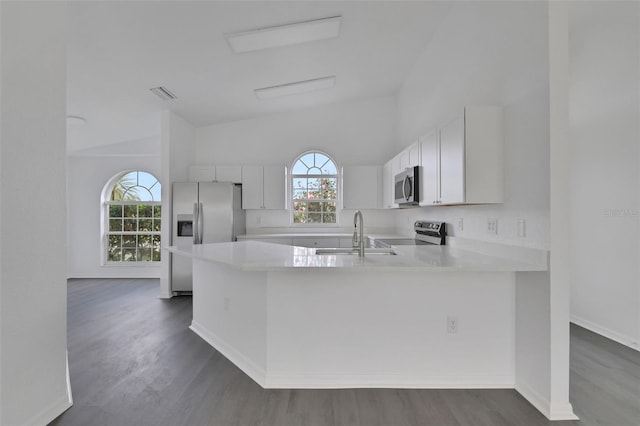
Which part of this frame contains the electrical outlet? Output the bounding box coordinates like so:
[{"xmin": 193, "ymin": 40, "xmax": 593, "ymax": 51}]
[
  {"xmin": 487, "ymin": 218, "xmax": 498, "ymax": 235},
  {"xmin": 457, "ymin": 218, "xmax": 464, "ymax": 231},
  {"xmin": 517, "ymin": 219, "xmax": 526, "ymax": 238},
  {"xmin": 223, "ymin": 297, "xmax": 230, "ymax": 312},
  {"xmin": 447, "ymin": 316, "xmax": 459, "ymax": 334}
]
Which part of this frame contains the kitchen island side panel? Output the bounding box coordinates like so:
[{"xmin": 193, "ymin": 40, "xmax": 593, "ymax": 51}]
[
  {"xmin": 265, "ymin": 270, "xmax": 515, "ymax": 388},
  {"xmin": 190, "ymin": 259, "xmax": 268, "ymax": 385}
]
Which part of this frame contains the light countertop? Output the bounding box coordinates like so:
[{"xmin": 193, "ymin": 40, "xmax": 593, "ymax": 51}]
[{"xmin": 167, "ymin": 240, "xmax": 547, "ymax": 272}]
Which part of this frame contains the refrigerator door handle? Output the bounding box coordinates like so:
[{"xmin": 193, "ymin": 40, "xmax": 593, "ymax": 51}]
[
  {"xmin": 197, "ymin": 203, "xmax": 204, "ymax": 244},
  {"xmin": 193, "ymin": 202, "xmax": 199, "ymax": 245}
]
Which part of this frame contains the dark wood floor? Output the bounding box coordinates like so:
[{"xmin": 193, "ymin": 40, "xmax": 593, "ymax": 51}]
[{"xmin": 49, "ymin": 279, "xmax": 638, "ymax": 426}]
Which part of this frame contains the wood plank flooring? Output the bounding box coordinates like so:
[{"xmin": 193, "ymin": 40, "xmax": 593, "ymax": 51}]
[{"xmin": 48, "ymin": 279, "xmax": 638, "ymax": 426}]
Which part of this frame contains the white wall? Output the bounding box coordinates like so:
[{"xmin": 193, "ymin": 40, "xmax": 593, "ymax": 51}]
[
  {"xmin": 67, "ymin": 137, "xmax": 161, "ymax": 278},
  {"xmin": 161, "ymin": 111, "xmax": 196, "ymax": 298},
  {"xmin": 0, "ymin": 2, "xmax": 72, "ymax": 424},
  {"xmin": 195, "ymin": 96, "xmax": 398, "ymax": 232},
  {"xmin": 569, "ymin": 2, "xmax": 640, "ymax": 350},
  {"xmin": 393, "ymin": 1, "xmax": 551, "ymax": 248}
]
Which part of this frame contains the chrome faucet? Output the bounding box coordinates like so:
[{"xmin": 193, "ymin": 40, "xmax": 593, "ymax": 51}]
[{"xmin": 352, "ymin": 210, "xmax": 365, "ymax": 257}]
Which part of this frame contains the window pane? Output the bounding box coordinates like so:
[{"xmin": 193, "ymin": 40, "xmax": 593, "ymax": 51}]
[
  {"xmin": 308, "ymin": 166, "xmax": 322, "ymax": 175},
  {"xmin": 108, "ymin": 235, "xmax": 122, "ymax": 249},
  {"xmin": 292, "ymin": 160, "xmax": 308, "ymax": 175},
  {"xmin": 293, "ymin": 202, "xmax": 307, "ymax": 213},
  {"xmin": 153, "ymin": 205, "xmax": 161, "ymax": 217},
  {"xmin": 321, "ymin": 161, "xmax": 337, "ymax": 174},
  {"xmin": 152, "ymin": 248, "xmax": 161, "ymax": 261},
  {"xmin": 139, "ymin": 219, "xmax": 152, "ymax": 232},
  {"xmin": 321, "ymin": 178, "xmax": 337, "ymax": 199},
  {"xmin": 107, "ymin": 248, "xmax": 122, "ymax": 262},
  {"xmin": 139, "ymin": 205, "xmax": 153, "ymax": 217},
  {"xmin": 123, "ymin": 235, "xmax": 137, "ymax": 248},
  {"xmin": 153, "ymin": 219, "xmax": 161, "ymax": 232},
  {"xmin": 152, "ymin": 235, "xmax": 161, "ymax": 248},
  {"xmin": 293, "ymin": 189, "xmax": 307, "ymax": 200},
  {"xmin": 109, "ymin": 205, "xmax": 123, "ymax": 218},
  {"xmin": 109, "ymin": 219, "xmax": 123, "ymax": 232},
  {"xmin": 123, "ymin": 219, "xmax": 137, "ymax": 232},
  {"xmin": 292, "ymin": 178, "xmax": 307, "ymax": 190},
  {"xmin": 293, "ymin": 211, "xmax": 306, "ymax": 223},
  {"xmin": 138, "ymin": 235, "xmax": 152, "ymax": 248},
  {"xmin": 324, "ymin": 213, "xmax": 336, "ymax": 223},
  {"xmin": 325, "ymin": 201, "xmax": 337, "ymax": 212},
  {"xmin": 138, "ymin": 249, "xmax": 153, "ymax": 262},
  {"xmin": 123, "ymin": 205, "xmax": 137, "ymax": 218},
  {"xmin": 308, "ymin": 212, "xmax": 322, "ymax": 223},
  {"xmin": 123, "ymin": 249, "xmax": 137, "ymax": 261},
  {"xmin": 308, "ymin": 202, "xmax": 321, "ymax": 212}
]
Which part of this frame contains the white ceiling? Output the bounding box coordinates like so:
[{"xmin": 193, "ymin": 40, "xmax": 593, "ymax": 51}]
[{"xmin": 66, "ymin": 1, "xmax": 452, "ymax": 152}]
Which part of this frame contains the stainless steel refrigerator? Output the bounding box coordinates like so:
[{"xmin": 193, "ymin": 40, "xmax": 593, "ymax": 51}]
[{"xmin": 171, "ymin": 182, "xmax": 245, "ymax": 294}]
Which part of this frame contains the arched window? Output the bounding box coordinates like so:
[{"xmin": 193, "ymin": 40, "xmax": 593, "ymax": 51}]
[
  {"xmin": 104, "ymin": 171, "xmax": 162, "ymax": 263},
  {"xmin": 291, "ymin": 151, "xmax": 338, "ymax": 224}
]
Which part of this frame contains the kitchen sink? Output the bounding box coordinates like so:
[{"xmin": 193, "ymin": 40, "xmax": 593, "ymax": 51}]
[{"xmin": 314, "ymin": 248, "xmax": 397, "ymax": 256}]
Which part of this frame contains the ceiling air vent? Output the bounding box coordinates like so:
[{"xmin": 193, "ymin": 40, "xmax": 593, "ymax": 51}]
[{"xmin": 149, "ymin": 86, "xmax": 177, "ymax": 101}]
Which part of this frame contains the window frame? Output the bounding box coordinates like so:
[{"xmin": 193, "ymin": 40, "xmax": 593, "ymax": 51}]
[
  {"xmin": 102, "ymin": 170, "xmax": 162, "ymax": 265},
  {"xmin": 290, "ymin": 151, "xmax": 339, "ymax": 226}
]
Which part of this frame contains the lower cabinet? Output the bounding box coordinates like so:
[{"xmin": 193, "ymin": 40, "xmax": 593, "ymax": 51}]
[{"xmin": 294, "ymin": 237, "xmax": 340, "ymax": 248}]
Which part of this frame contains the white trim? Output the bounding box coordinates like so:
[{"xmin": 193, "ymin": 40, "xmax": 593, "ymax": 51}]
[
  {"xmin": 571, "ymin": 316, "xmax": 640, "ymax": 353},
  {"xmin": 67, "ymin": 272, "xmax": 161, "ymax": 279},
  {"xmin": 515, "ymin": 380, "xmax": 578, "ymax": 421},
  {"xmin": 23, "ymin": 393, "xmax": 72, "ymax": 426},
  {"xmin": 189, "ymin": 321, "xmax": 267, "ymax": 387},
  {"xmin": 264, "ymin": 373, "xmax": 514, "ymax": 389}
]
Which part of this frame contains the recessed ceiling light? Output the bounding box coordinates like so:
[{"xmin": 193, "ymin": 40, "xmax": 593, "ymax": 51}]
[
  {"xmin": 254, "ymin": 76, "xmax": 336, "ymax": 100},
  {"xmin": 66, "ymin": 116, "xmax": 86, "ymax": 126},
  {"xmin": 226, "ymin": 16, "xmax": 342, "ymax": 53},
  {"xmin": 149, "ymin": 86, "xmax": 177, "ymax": 101}
]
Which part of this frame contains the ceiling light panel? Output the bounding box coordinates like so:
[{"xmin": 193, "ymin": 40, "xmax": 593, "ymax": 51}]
[
  {"xmin": 149, "ymin": 86, "xmax": 177, "ymax": 101},
  {"xmin": 254, "ymin": 76, "xmax": 336, "ymax": 100},
  {"xmin": 226, "ymin": 16, "xmax": 342, "ymax": 53}
]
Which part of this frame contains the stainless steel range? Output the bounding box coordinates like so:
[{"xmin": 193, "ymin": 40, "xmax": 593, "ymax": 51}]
[{"xmin": 374, "ymin": 221, "xmax": 446, "ymax": 248}]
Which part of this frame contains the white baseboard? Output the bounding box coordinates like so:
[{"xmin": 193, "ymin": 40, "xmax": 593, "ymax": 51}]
[
  {"xmin": 189, "ymin": 321, "xmax": 267, "ymax": 387},
  {"xmin": 571, "ymin": 315, "xmax": 640, "ymax": 353},
  {"xmin": 67, "ymin": 272, "xmax": 161, "ymax": 279},
  {"xmin": 25, "ymin": 393, "xmax": 72, "ymax": 426},
  {"xmin": 516, "ymin": 380, "xmax": 578, "ymax": 421},
  {"xmin": 265, "ymin": 373, "xmax": 514, "ymax": 389}
]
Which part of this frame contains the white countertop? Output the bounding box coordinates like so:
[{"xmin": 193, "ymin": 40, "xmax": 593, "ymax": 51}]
[{"xmin": 167, "ymin": 240, "xmax": 547, "ymax": 272}]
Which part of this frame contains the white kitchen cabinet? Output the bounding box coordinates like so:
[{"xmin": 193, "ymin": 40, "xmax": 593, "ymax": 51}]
[
  {"xmin": 398, "ymin": 142, "xmax": 421, "ymax": 171},
  {"xmin": 188, "ymin": 165, "xmax": 242, "ymax": 183},
  {"xmin": 419, "ymin": 106, "xmax": 503, "ymax": 206},
  {"xmin": 241, "ymin": 165, "xmax": 287, "ymax": 210},
  {"xmin": 419, "ymin": 129, "xmax": 440, "ymax": 205},
  {"xmin": 342, "ymin": 165, "xmax": 381, "ymax": 210},
  {"xmin": 295, "ymin": 237, "xmax": 340, "ymax": 248},
  {"xmin": 382, "ymin": 159, "xmax": 399, "ymax": 209},
  {"xmin": 215, "ymin": 166, "xmax": 242, "ymax": 183}
]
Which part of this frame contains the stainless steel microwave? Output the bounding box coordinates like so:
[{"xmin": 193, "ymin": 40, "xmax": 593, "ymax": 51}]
[{"xmin": 394, "ymin": 166, "xmax": 420, "ymax": 206}]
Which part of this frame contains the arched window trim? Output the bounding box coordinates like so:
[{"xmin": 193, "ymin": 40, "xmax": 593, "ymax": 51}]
[
  {"xmin": 290, "ymin": 151, "xmax": 339, "ymax": 226},
  {"xmin": 101, "ymin": 170, "xmax": 162, "ymax": 264}
]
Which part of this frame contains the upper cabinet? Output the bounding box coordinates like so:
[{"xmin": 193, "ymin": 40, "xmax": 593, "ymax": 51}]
[
  {"xmin": 188, "ymin": 165, "xmax": 242, "ymax": 183},
  {"xmin": 382, "ymin": 159, "xmax": 398, "ymax": 209},
  {"xmin": 342, "ymin": 166, "xmax": 382, "ymax": 210},
  {"xmin": 419, "ymin": 106, "xmax": 503, "ymax": 206},
  {"xmin": 241, "ymin": 165, "xmax": 287, "ymax": 210}
]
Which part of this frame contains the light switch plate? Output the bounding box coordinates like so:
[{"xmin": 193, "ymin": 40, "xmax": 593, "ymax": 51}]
[{"xmin": 487, "ymin": 218, "xmax": 498, "ymax": 235}]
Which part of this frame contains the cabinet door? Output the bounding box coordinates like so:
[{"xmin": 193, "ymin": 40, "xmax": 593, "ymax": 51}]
[
  {"xmin": 215, "ymin": 166, "xmax": 242, "ymax": 183},
  {"xmin": 399, "ymin": 149, "xmax": 411, "ymax": 171},
  {"xmin": 342, "ymin": 166, "xmax": 380, "ymax": 210},
  {"xmin": 241, "ymin": 166, "xmax": 264, "ymax": 210},
  {"xmin": 262, "ymin": 165, "xmax": 287, "ymax": 210},
  {"xmin": 439, "ymin": 116, "xmax": 465, "ymax": 204},
  {"xmin": 382, "ymin": 160, "xmax": 397, "ymax": 209},
  {"xmin": 408, "ymin": 142, "xmax": 421, "ymax": 167},
  {"xmin": 419, "ymin": 130, "xmax": 440, "ymax": 205}
]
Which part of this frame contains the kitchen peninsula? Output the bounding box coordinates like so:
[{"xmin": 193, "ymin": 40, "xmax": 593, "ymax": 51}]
[{"xmin": 168, "ymin": 240, "xmax": 556, "ymax": 408}]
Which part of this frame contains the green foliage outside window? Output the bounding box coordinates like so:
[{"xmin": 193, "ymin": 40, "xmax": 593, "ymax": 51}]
[
  {"xmin": 106, "ymin": 171, "xmax": 161, "ymax": 263},
  {"xmin": 292, "ymin": 152, "xmax": 338, "ymax": 224}
]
